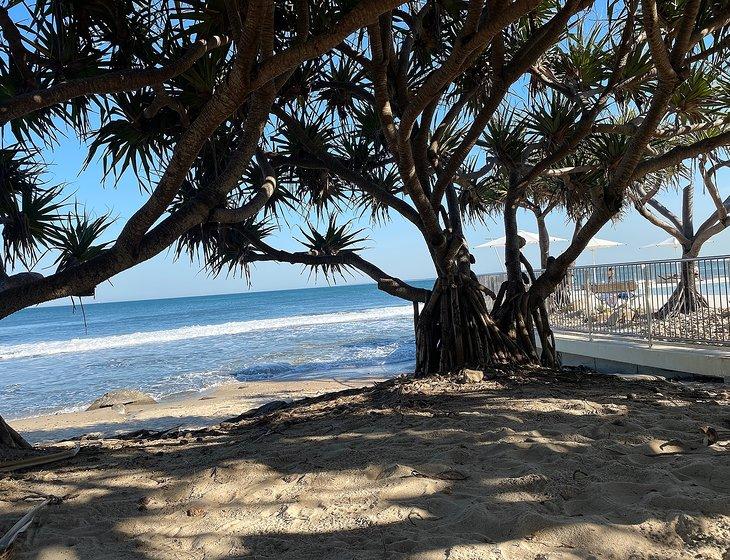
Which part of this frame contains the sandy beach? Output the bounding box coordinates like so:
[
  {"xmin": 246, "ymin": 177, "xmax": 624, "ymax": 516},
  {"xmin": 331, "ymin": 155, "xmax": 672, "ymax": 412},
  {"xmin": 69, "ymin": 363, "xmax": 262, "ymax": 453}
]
[
  {"xmin": 1, "ymin": 371, "xmax": 729, "ymax": 559},
  {"xmin": 10, "ymin": 378, "xmax": 383, "ymax": 445}
]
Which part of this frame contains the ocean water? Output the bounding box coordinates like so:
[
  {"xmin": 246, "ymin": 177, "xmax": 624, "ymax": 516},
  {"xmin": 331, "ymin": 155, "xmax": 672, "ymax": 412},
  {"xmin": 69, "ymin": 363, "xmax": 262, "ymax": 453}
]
[{"xmin": 0, "ymin": 281, "xmax": 432, "ymax": 420}]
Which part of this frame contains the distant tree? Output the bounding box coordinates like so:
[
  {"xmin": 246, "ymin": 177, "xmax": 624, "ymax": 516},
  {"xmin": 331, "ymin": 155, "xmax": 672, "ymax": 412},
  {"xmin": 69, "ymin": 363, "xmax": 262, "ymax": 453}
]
[
  {"xmin": 0, "ymin": 0, "xmax": 408, "ymax": 448},
  {"xmin": 634, "ymin": 156, "xmax": 729, "ymax": 317}
]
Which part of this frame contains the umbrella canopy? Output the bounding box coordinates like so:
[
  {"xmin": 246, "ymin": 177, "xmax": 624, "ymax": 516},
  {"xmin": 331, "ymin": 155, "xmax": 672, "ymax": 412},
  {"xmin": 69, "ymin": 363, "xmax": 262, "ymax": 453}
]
[
  {"xmin": 584, "ymin": 236, "xmax": 623, "ymax": 266},
  {"xmin": 640, "ymin": 236, "xmax": 715, "ymax": 249},
  {"xmin": 475, "ymin": 230, "xmax": 567, "ymax": 248},
  {"xmin": 585, "ymin": 237, "xmax": 623, "ymax": 249},
  {"xmin": 641, "ymin": 236, "xmax": 683, "ymax": 248}
]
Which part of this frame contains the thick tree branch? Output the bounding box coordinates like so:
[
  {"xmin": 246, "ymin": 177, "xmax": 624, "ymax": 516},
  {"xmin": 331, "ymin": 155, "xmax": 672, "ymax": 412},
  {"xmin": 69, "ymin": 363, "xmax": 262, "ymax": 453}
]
[
  {"xmin": 633, "ymin": 130, "xmax": 730, "ymax": 178},
  {"xmin": 247, "ymin": 239, "xmax": 430, "ymax": 303},
  {"xmin": 635, "ymin": 204, "xmax": 689, "ymax": 243},
  {"xmin": 0, "ymin": 36, "xmax": 230, "ymax": 124}
]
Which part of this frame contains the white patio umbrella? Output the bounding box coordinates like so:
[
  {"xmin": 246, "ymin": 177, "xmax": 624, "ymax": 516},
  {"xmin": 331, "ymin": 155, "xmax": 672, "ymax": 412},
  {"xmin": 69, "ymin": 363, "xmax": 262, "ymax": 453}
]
[
  {"xmin": 640, "ymin": 236, "xmax": 714, "ymax": 253},
  {"xmin": 475, "ymin": 229, "xmax": 568, "ymax": 248},
  {"xmin": 585, "ymin": 237, "xmax": 623, "ymax": 265},
  {"xmin": 475, "ymin": 230, "xmax": 567, "ymax": 271}
]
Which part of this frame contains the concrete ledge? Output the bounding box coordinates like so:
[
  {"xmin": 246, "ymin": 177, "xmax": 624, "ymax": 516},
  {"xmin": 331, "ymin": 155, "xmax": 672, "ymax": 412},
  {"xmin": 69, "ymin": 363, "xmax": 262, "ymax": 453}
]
[{"xmin": 548, "ymin": 332, "xmax": 729, "ymax": 381}]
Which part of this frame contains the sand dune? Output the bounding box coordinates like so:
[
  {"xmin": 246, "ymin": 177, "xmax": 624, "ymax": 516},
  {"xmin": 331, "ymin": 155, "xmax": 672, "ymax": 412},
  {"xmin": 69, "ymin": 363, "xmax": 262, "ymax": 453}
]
[{"xmin": 1, "ymin": 373, "xmax": 728, "ymax": 559}]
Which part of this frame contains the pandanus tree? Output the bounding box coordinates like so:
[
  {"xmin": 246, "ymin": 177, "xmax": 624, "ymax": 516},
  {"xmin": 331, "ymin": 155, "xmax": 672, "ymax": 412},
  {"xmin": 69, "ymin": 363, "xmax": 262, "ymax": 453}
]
[
  {"xmin": 0, "ymin": 0, "xmax": 411, "ymax": 448},
  {"xmin": 634, "ymin": 154, "xmax": 729, "ymax": 318},
  {"xmin": 470, "ymin": 0, "xmax": 730, "ymax": 364},
  {"xmin": 262, "ymin": 0, "xmax": 730, "ymax": 370}
]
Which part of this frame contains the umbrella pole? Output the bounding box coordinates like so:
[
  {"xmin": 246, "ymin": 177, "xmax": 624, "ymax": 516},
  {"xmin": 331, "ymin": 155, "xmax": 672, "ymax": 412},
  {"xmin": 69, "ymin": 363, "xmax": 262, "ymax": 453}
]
[
  {"xmin": 493, "ymin": 247, "xmax": 505, "ymax": 272},
  {"xmin": 592, "ymin": 250, "xmax": 597, "ymax": 283}
]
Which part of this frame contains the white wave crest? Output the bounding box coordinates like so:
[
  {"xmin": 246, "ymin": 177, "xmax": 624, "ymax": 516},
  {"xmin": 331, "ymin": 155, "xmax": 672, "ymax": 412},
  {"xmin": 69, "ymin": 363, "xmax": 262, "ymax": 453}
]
[{"xmin": 0, "ymin": 306, "xmax": 412, "ymax": 361}]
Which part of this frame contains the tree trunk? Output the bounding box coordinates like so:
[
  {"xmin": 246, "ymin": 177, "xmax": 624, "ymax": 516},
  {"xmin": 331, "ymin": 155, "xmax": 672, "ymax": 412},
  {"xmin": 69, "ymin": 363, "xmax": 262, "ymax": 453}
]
[
  {"xmin": 490, "ymin": 280, "xmax": 560, "ymax": 367},
  {"xmin": 654, "ymin": 248, "xmax": 708, "ymax": 319},
  {"xmin": 414, "ymin": 273, "xmax": 529, "ymax": 376},
  {"xmin": 0, "ymin": 414, "xmax": 31, "ymax": 450},
  {"xmin": 536, "ymin": 214, "xmax": 550, "ymax": 270},
  {"xmin": 489, "ymin": 194, "xmax": 559, "ymax": 367}
]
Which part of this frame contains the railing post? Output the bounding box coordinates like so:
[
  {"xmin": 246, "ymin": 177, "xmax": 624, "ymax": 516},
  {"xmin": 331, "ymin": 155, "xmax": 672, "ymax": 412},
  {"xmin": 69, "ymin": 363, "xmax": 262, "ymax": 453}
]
[
  {"xmin": 641, "ymin": 263, "xmax": 653, "ymax": 348},
  {"xmin": 586, "ymin": 271, "xmax": 593, "ymax": 341}
]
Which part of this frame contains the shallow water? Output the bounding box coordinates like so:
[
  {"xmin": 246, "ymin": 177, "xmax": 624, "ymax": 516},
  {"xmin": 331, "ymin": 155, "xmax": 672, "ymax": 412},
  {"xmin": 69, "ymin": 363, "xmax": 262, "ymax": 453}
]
[{"xmin": 0, "ymin": 282, "xmax": 431, "ymax": 419}]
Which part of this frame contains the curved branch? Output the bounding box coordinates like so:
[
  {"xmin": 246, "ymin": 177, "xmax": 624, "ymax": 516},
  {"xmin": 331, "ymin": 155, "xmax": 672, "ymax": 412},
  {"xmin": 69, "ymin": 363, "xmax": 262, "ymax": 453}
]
[
  {"xmin": 0, "ymin": 36, "xmax": 230, "ymax": 124},
  {"xmin": 635, "ymin": 203, "xmax": 689, "ymax": 244},
  {"xmin": 633, "ymin": 130, "xmax": 730, "ymax": 178},
  {"xmin": 211, "ymin": 153, "xmax": 277, "ymax": 224},
  {"xmin": 248, "ymin": 239, "xmax": 431, "ymax": 303},
  {"xmin": 699, "ymin": 159, "xmax": 729, "ymax": 227},
  {"xmin": 646, "ymin": 198, "xmax": 683, "ymax": 230}
]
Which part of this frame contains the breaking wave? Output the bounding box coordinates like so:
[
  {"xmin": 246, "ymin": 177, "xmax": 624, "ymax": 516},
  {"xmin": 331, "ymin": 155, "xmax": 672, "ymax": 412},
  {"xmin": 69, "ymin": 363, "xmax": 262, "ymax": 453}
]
[{"xmin": 0, "ymin": 305, "xmax": 412, "ymax": 361}]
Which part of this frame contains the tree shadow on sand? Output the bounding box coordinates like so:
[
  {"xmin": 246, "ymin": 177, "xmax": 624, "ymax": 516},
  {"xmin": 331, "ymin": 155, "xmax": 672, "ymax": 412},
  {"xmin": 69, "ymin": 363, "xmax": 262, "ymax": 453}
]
[{"xmin": 1, "ymin": 371, "xmax": 729, "ymax": 559}]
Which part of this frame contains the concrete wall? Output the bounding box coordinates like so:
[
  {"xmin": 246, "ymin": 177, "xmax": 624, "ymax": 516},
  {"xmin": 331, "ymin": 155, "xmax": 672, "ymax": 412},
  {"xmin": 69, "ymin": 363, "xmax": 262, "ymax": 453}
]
[{"xmin": 544, "ymin": 333, "xmax": 729, "ymax": 381}]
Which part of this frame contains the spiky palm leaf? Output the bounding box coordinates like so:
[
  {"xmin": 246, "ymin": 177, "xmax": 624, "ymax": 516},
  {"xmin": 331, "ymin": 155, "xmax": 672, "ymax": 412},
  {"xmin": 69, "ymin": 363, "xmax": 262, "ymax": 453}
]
[
  {"xmin": 478, "ymin": 111, "xmax": 529, "ymax": 171},
  {"xmin": 180, "ymin": 218, "xmax": 276, "ymax": 283},
  {"xmin": 85, "ymin": 91, "xmax": 178, "ymax": 183},
  {"xmin": 296, "ymin": 216, "xmax": 366, "ymax": 280},
  {"xmin": 273, "ymin": 115, "xmax": 346, "ymax": 216},
  {"xmin": 51, "ymin": 209, "xmax": 113, "ymax": 272},
  {"xmin": 2, "ymin": 184, "xmax": 65, "ymax": 268}
]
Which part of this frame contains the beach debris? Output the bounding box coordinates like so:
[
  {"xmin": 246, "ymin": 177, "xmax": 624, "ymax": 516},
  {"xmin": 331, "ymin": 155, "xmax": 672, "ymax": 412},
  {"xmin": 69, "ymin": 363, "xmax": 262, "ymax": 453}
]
[
  {"xmin": 87, "ymin": 389, "xmax": 156, "ymax": 411},
  {"xmin": 0, "ymin": 499, "xmax": 50, "ymax": 553},
  {"xmin": 0, "ymin": 443, "xmax": 81, "ymax": 474},
  {"xmin": 457, "ymin": 369, "xmax": 484, "ymax": 384},
  {"xmin": 186, "ymin": 507, "xmax": 206, "ymax": 517},
  {"xmin": 407, "ymin": 469, "xmax": 470, "ymax": 481},
  {"xmin": 117, "ymin": 424, "xmax": 182, "ymax": 441},
  {"xmin": 224, "ymin": 400, "xmax": 291, "ymax": 424},
  {"xmin": 700, "ymin": 426, "xmax": 720, "ymax": 446}
]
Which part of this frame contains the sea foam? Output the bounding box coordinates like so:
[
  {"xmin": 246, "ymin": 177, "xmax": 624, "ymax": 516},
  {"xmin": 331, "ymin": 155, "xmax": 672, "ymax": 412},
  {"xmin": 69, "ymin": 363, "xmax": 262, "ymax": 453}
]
[{"xmin": 0, "ymin": 305, "xmax": 413, "ymax": 360}]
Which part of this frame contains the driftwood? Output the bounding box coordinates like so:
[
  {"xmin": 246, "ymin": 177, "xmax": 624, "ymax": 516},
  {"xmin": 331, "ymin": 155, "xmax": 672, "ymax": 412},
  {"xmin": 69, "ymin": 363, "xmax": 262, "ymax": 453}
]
[
  {"xmin": 0, "ymin": 499, "xmax": 50, "ymax": 553},
  {"xmin": 0, "ymin": 443, "xmax": 80, "ymax": 474},
  {"xmin": 116, "ymin": 425, "xmax": 182, "ymax": 441},
  {"xmin": 407, "ymin": 469, "xmax": 470, "ymax": 481}
]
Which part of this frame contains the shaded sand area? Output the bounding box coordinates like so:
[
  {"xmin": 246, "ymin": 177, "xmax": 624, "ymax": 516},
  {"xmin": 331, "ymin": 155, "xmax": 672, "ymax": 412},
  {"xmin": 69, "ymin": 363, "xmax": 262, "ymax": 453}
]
[
  {"xmin": 1, "ymin": 372, "xmax": 729, "ymax": 559},
  {"xmin": 10, "ymin": 378, "xmax": 380, "ymax": 445}
]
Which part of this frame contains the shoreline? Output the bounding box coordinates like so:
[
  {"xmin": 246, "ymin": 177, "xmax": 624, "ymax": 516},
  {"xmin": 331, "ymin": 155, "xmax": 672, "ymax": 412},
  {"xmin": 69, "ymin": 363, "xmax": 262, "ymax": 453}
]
[{"xmin": 11, "ymin": 377, "xmax": 386, "ymax": 445}]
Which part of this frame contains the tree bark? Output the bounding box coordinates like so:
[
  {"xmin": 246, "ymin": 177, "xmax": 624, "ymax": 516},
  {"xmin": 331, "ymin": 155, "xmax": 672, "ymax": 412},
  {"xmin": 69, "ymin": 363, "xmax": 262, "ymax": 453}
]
[
  {"xmin": 536, "ymin": 213, "xmax": 550, "ymax": 269},
  {"xmin": 489, "ymin": 189, "xmax": 559, "ymax": 367},
  {"xmin": 414, "ymin": 272, "xmax": 528, "ymax": 376},
  {"xmin": 654, "ymin": 247, "xmax": 708, "ymax": 319},
  {"xmin": 0, "ymin": 415, "xmax": 31, "ymax": 450}
]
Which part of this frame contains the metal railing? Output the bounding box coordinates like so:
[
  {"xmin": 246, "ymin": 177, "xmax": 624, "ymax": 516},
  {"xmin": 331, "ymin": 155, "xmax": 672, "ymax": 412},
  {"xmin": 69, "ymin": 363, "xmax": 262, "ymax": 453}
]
[{"xmin": 478, "ymin": 255, "xmax": 730, "ymax": 347}]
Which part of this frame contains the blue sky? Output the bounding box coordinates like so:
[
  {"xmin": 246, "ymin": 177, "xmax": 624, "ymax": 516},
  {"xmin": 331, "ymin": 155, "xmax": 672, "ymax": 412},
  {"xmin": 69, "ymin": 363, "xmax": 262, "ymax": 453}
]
[{"xmin": 23, "ymin": 128, "xmax": 730, "ymax": 305}]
